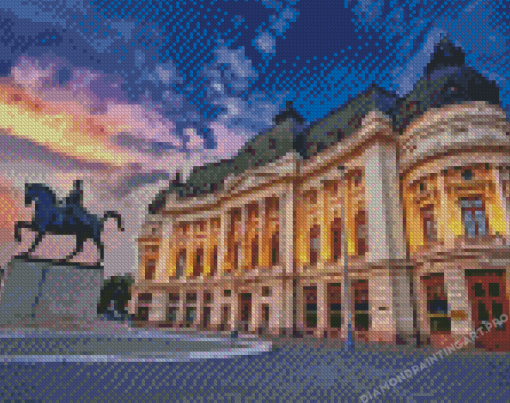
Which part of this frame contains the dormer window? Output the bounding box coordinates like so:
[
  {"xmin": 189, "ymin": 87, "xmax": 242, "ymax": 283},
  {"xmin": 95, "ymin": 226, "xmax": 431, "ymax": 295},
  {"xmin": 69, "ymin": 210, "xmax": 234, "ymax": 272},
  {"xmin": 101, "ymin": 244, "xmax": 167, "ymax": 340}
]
[{"xmin": 462, "ymin": 170, "xmax": 473, "ymax": 181}]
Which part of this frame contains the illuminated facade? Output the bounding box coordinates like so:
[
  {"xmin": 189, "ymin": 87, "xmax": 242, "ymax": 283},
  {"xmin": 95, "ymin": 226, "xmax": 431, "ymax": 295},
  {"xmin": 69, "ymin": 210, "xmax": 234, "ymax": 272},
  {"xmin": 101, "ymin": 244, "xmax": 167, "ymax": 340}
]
[{"xmin": 130, "ymin": 38, "xmax": 510, "ymax": 350}]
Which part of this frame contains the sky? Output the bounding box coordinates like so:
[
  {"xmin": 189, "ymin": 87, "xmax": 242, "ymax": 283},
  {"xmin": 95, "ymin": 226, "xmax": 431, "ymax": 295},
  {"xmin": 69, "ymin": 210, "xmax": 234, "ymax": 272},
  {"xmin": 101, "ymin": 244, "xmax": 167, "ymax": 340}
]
[{"xmin": 0, "ymin": 0, "xmax": 508, "ymax": 278}]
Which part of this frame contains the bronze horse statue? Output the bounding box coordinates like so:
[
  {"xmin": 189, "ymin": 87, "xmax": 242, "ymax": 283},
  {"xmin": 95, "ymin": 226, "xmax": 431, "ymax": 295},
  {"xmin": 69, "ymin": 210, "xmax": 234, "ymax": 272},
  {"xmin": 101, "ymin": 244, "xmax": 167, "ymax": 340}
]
[{"xmin": 14, "ymin": 183, "xmax": 124, "ymax": 263}]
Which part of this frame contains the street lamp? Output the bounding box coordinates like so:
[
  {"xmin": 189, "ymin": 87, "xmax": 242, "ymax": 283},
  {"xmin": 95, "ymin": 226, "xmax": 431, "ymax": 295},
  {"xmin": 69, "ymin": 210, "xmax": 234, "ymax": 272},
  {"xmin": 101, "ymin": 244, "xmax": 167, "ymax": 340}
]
[{"xmin": 338, "ymin": 165, "xmax": 354, "ymax": 350}]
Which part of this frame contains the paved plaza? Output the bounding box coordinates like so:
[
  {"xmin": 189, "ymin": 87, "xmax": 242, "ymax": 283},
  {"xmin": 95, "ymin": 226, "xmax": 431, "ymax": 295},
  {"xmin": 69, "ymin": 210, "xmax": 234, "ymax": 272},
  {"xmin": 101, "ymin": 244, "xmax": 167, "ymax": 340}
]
[{"xmin": 0, "ymin": 330, "xmax": 508, "ymax": 402}]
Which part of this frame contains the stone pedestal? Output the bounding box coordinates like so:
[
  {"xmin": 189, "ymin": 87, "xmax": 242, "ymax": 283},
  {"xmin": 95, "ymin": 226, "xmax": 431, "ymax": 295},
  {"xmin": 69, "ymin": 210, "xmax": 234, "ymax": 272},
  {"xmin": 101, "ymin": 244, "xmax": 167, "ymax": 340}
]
[{"xmin": 0, "ymin": 257, "xmax": 105, "ymax": 331}]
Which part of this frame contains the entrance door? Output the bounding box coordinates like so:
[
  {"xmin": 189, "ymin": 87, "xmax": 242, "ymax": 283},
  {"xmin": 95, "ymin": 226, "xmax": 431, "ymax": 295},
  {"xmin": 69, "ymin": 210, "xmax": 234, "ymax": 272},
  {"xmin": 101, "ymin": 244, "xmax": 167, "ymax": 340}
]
[
  {"xmin": 327, "ymin": 283, "xmax": 342, "ymax": 337},
  {"xmin": 261, "ymin": 304, "xmax": 270, "ymax": 334},
  {"xmin": 353, "ymin": 280, "xmax": 369, "ymax": 334},
  {"xmin": 202, "ymin": 307, "xmax": 211, "ymax": 329},
  {"xmin": 167, "ymin": 307, "xmax": 178, "ymax": 327},
  {"xmin": 303, "ymin": 286, "xmax": 318, "ymax": 332},
  {"xmin": 239, "ymin": 293, "xmax": 252, "ymax": 332},
  {"xmin": 220, "ymin": 305, "xmax": 231, "ymax": 331},
  {"xmin": 467, "ymin": 269, "xmax": 510, "ymax": 351}
]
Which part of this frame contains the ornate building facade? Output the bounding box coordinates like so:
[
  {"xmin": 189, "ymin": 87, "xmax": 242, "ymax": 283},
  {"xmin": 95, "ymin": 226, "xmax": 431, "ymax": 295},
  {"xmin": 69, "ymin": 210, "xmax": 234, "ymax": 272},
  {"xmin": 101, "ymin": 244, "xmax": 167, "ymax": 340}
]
[{"xmin": 129, "ymin": 38, "xmax": 510, "ymax": 351}]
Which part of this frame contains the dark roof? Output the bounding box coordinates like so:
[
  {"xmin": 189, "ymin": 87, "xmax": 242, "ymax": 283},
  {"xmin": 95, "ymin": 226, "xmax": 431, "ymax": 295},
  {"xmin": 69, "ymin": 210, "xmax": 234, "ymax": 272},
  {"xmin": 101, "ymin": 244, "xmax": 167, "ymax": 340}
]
[
  {"xmin": 302, "ymin": 84, "xmax": 398, "ymax": 159},
  {"xmin": 395, "ymin": 37, "xmax": 500, "ymax": 131},
  {"xmin": 148, "ymin": 38, "xmax": 502, "ymax": 211}
]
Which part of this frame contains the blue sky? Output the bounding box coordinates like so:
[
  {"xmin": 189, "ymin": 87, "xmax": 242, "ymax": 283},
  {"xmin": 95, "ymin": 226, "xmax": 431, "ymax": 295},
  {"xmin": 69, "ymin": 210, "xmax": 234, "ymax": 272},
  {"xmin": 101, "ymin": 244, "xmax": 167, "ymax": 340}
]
[
  {"xmin": 0, "ymin": 0, "xmax": 508, "ymax": 274},
  {"xmin": 2, "ymin": 0, "xmax": 509, "ymax": 135}
]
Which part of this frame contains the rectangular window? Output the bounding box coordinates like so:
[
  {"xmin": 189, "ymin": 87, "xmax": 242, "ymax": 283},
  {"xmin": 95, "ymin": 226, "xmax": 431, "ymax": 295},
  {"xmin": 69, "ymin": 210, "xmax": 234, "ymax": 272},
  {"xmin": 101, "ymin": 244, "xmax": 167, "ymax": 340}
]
[
  {"xmin": 186, "ymin": 293, "xmax": 197, "ymax": 303},
  {"xmin": 461, "ymin": 197, "xmax": 488, "ymax": 238}
]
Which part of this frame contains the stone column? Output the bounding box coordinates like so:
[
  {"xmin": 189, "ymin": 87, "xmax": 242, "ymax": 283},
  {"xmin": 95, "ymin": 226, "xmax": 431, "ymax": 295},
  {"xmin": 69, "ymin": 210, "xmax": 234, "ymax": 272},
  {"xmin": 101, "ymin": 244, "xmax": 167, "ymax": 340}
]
[
  {"xmin": 240, "ymin": 206, "xmax": 248, "ymax": 271},
  {"xmin": 218, "ymin": 210, "xmax": 231, "ymax": 275},
  {"xmin": 149, "ymin": 292, "xmax": 167, "ymax": 322},
  {"xmin": 127, "ymin": 290, "xmax": 137, "ymax": 315},
  {"xmin": 259, "ymin": 198, "xmax": 269, "ymax": 267},
  {"xmin": 281, "ymin": 279, "xmax": 294, "ymax": 335},
  {"xmin": 369, "ymin": 267, "xmax": 396, "ymax": 343},
  {"xmin": 445, "ymin": 265, "xmax": 471, "ymax": 336},
  {"xmin": 340, "ymin": 275, "xmax": 354, "ymax": 341},
  {"xmin": 138, "ymin": 243, "xmax": 146, "ymax": 282},
  {"xmin": 195, "ymin": 290, "xmax": 203, "ymax": 328},
  {"xmin": 177, "ymin": 289, "xmax": 186, "ymax": 327},
  {"xmin": 363, "ymin": 141, "xmax": 406, "ymax": 262},
  {"xmin": 155, "ymin": 218, "xmax": 173, "ymax": 282},
  {"xmin": 279, "ymin": 184, "xmax": 295, "ymax": 274},
  {"xmin": 203, "ymin": 219, "xmax": 213, "ymax": 277},
  {"xmin": 316, "ymin": 281, "xmax": 327, "ymax": 337},
  {"xmin": 296, "ymin": 280, "xmax": 304, "ymax": 332},
  {"xmin": 231, "ymin": 289, "xmax": 239, "ymax": 331},
  {"xmin": 492, "ymin": 166, "xmax": 510, "ymax": 238},
  {"xmin": 252, "ymin": 289, "xmax": 262, "ymax": 332},
  {"xmin": 270, "ymin": 282, "xmax": 283, "ymax": 334},
  {"xmin": 438, "ymin": 172, "xmax": 455, "ymax": 249},
  {"xmin": 186, "ymin": 223, "xmax": 195, "ymax": 277},
  {"xmin": 210, "ymin": 288, "xmax": 222, "ymax": 330},
  {"xmin": 319, "ymin": 182, "xmax": 332, "ymax": 266},
  {"xmin": 415, "ymin": 266, "xmax": 430, "ymax": 336}
]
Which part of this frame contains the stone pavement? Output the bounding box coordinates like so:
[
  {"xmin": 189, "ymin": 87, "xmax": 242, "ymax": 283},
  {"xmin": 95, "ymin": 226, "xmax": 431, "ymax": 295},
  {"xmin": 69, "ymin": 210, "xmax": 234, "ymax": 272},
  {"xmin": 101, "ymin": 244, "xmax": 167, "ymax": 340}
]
[{"xmin": 0, "ymin": 328, "xmax": 508, "ymax": 402}]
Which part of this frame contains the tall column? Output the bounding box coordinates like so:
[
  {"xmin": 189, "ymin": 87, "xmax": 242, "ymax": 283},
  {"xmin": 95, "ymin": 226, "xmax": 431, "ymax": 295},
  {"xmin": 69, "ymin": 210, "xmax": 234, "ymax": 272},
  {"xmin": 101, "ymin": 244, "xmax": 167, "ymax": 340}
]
[
  {"xmin": 240, "ymin": 206, "xmax": 248, "ymax": 271},
  {"xmin": 279, "ymin": 184, "xmax": 295, "ymax": 274},
  {"xmin": 319, "ymin": 182, "xmax": 332, "ymax": 265},
  {"xmin": 491, "ymin": 166, "xmax": 510, "ymax": 238},
  {"xmin": 295, "ymin": 192, "xmax": 310, "ymax": 264},
  {"xmin": 445, "ymin": 265, "xmax": 471, "ymax": 335},
  {"xmin": 231, "ymin": 290, "xmax": 239, "ymax": 331},
  {"xmin": 195, "ymin": 290, "xmax": 202, "ymax": 328},
  {"xmin": 363, "ymin": 141, "xmax": 406, "ymax": 262},
  {"xmin": 127, "ymin": 290, "xmax": 137, "ymax": 315},
  {"xmin": 438, "ymin": 172, "xmax": 455, "ymax": 249},
  {"xmin": 149, "ymin": 292, "xmax": 167, "ymax": 322},
  {"xmin": 296, "ymin": 281, "xmax": 304, "ymax": 332},
  {"xmin": 186, "ymin": 223, "xmax": 195, "ymax": 277},
  {"xmin": 258, "ymin": 197, "xmax": 268, "ymax": 267},
  {"xmin": 218, "ymin": 210, "xmax": 230, "ymax": 275},
  {"xmin": 316, "ymin": 281, "xmax": 327, "ymax": 337},
  {"xmin": 210, "ymin": 288, "xmax": 222, "ymax": 330},
  {"xmin": 252, "ymin": 289, "xmax": 261, "ymax": 332},
  {"xmin": 203, "ymin": 219, "xmax": 213, "ymax": 277},
  {"xmin": 271, "ymin": 282, "xmax": 284, "ymax": 334},
  {"xmin": 155, "ymin": 218, "xmax": 173, "ymax": 282},
  {"xmin": 177, "ymin": 289, "xmax": 186, "ymax": 327},
  {"xmin": 340, "ymin": 275, "xmax": 354, "ymax": 341}
]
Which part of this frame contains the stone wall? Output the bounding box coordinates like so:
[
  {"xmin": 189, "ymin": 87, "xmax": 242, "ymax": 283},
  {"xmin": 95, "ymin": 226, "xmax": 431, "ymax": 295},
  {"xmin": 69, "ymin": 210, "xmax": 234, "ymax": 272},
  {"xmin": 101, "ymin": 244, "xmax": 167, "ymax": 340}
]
[{"xmin": 0, "ymin": 257, "xmax": 104, "ymax": 330}]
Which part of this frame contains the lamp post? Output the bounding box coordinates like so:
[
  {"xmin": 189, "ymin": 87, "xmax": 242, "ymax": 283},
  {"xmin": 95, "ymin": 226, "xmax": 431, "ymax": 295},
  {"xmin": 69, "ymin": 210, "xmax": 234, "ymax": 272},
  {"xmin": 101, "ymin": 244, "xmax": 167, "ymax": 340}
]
[{"xmin": 338, "ymin": 165, "xmax": 354, "ymax": 350}]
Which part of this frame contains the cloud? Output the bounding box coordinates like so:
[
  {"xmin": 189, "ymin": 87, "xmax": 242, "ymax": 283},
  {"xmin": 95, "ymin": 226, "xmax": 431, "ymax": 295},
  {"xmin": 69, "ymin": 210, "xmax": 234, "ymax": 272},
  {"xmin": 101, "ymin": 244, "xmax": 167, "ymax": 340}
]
[
  {"xmin": 270, "ymin": 7, "xmax": 299, "ymax": 36},
  {"xmin": 254, "ymin": 32, "xmax": 276, "ymax": 55}
]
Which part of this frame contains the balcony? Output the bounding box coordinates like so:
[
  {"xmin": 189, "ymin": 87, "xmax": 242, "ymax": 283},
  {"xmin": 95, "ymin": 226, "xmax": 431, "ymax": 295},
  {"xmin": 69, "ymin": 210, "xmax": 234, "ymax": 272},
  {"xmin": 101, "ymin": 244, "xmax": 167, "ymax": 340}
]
[{"xmin": 412, "ymin": 234, "xmax": 510, "ymax": 263}]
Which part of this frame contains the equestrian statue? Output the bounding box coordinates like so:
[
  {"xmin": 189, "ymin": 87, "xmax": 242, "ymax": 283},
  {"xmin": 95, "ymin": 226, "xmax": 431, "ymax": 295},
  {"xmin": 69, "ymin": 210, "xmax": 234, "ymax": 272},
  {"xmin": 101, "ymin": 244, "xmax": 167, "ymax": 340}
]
[{"xmin": 14, "ymin": 180, "xmax": 124, "ymax": 264}]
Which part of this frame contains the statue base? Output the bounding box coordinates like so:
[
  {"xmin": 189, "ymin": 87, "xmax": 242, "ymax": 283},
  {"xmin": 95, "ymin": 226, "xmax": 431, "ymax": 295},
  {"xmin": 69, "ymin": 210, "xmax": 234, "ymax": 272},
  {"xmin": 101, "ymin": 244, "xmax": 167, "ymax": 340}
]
[{"xmin": 0, "ymin": 257, "xmax": 109, "ymax": 331}]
